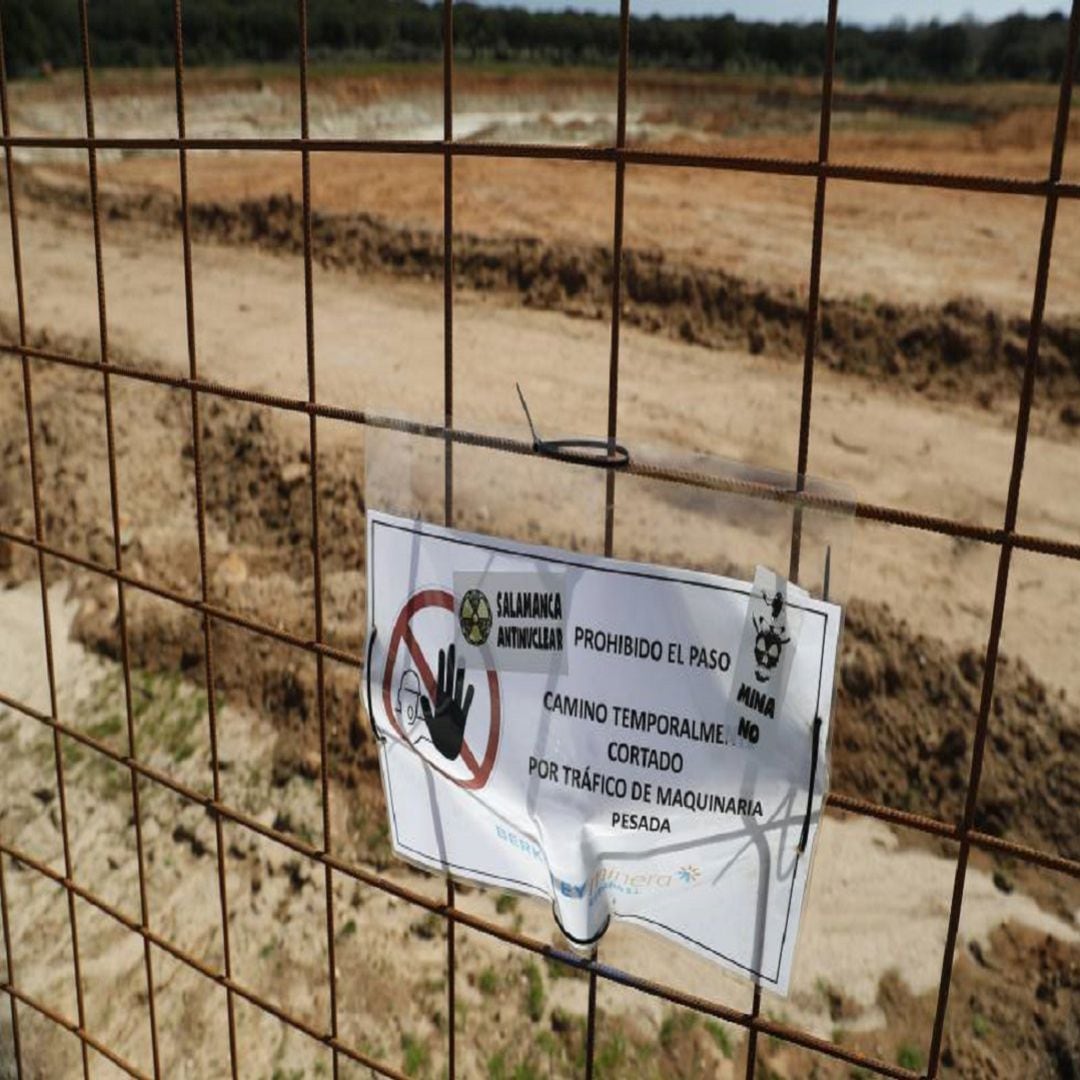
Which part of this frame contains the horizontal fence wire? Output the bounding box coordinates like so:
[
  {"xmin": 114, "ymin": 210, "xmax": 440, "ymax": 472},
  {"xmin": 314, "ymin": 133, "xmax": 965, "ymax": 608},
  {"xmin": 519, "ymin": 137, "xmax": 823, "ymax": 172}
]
[
  {"xmin": 5, "ymin": 340, "xmax": 1080, "ymax": 562},
  {"xmin": 0, "ymin": 0, "xmax": 1077, "ymax": 1077},
  {"xmin": 1, "ymin": 133, "xmax": 1080, "ymax": 201}
]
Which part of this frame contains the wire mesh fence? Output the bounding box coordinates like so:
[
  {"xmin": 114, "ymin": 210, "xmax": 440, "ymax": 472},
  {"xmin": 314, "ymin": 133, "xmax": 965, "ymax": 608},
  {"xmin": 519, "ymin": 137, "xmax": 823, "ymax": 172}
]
[{"xmin": 0, "ymin": 1, "xmax": 1078, "ymax": 1078}]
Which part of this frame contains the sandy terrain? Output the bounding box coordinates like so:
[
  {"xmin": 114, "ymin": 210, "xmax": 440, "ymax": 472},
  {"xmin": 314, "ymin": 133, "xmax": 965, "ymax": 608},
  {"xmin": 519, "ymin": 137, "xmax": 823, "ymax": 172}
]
[
  {"xmin": 1, "ymin": 584, "xmax": 1076, "ymax": 1079},
  {"xmin": 2, "ymin": 68, "xmax": 1079, "ymax": 1079},
  {"xmin": 2, "ymin": 194, "xmax": 1079, "ymax": 1078}
]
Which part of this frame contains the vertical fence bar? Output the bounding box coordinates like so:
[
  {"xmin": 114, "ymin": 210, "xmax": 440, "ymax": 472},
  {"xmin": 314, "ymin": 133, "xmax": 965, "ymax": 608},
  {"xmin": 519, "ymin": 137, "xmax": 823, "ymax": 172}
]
[
  {"xmin": 925, "ymin": 4, "xmax": 1079, "ymax": 1075},
  {"xmin": 0, "ymin": 12, "xmax": 24, "ymax": 1075},
  {"xmin": 442, "ymin": 3, "xmax": 458, "ymax": 1076},
  {"xmin": 602, "ymin": 0, "xmax": 631, "ymax": 560},
  {"xmin": 296, "ymin": 4, "xmax": 342, "ymax": 1077},
  {"xmin": 586, "ymin": 3, "xmax": 633, "ymax": 1074},
  {"xmin": 793, "ymin": 0, "xmax": 839, "ymax": 486},
  {"xmin": 0, "ymin": 851, "xmax": 22, "ymax": 1080},
  {"xmin": 787, "ymin": 0, "xmax": 838, "ymax": 588},
  {"xmin": 74, "ymin": 3, "xmax": 162, "ymax": 1074},
  {"xmin": 169, "ymin": 3, "xmax": 241, "ymax": 1075},
  {"xmin": 3, "ymin": 3, "xmax": 92, "ymax": 1074},
  {"xmin": 443, "ymin": 0, "xmax": 455, "ymax": 530},
  {"xmin": 746, "ymin": 4, "xmax": 840, "ymax": 1077}
]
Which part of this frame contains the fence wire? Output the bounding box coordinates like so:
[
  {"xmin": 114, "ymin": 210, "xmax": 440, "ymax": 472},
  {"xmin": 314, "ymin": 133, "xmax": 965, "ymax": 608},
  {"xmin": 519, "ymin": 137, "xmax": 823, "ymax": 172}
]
[{"xmin": 0, "ymin": 1, "xmax": 1078, "ymax": 1078}]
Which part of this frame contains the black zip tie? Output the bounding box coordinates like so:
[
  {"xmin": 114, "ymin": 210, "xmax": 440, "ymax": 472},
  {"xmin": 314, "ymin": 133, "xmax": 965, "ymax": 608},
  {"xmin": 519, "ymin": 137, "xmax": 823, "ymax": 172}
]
[
  {"xmin": 552, "ymin": 900, "xmax": 611, "ymax": 950},
  {"xmin": 365, "ymin": 626, "xmax": 385, "ymax": 745},
  {"xmin": 797, "ymin": 715, "xmax": 823, "ymax": 854},
  {"xmin": 797, "ymin": 544, "xmax": 831, "ymax": 854},
  {"xmin": 516, "ymin": 383, "xmax": 630, "ymax": 468}
]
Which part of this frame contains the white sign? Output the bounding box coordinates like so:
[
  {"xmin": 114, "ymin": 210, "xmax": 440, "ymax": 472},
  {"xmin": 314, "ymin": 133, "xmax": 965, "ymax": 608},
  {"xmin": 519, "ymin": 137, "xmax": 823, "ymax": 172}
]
[{"xmin": 365, "ymin": 510, "xmax": 842, "ymax": 993}]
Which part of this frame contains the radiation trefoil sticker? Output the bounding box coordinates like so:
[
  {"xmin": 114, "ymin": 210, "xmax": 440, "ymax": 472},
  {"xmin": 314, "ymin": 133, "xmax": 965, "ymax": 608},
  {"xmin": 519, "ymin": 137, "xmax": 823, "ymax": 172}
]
[{"xmin": 365, "ymin": 510, "xmax": 842, "ymax": 993}]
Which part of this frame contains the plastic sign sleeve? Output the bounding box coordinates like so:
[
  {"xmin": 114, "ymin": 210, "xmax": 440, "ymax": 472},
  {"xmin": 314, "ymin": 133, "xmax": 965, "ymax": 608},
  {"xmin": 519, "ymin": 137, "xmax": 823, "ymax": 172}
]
[{"xmin": 365, "ymin": 510, "xmax": 842, "ymax": 992}]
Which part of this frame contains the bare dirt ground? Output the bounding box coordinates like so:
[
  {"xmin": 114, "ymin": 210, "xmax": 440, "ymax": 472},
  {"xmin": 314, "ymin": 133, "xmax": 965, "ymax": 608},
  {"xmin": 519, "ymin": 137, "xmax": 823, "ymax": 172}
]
[
  {"xmin": 2, "ymin": 69, "xmax": 1079, "ymax": 1079},
  {"xmin": 1, "ymin": 587, "xmax": 1076, "ymax": 1080}
]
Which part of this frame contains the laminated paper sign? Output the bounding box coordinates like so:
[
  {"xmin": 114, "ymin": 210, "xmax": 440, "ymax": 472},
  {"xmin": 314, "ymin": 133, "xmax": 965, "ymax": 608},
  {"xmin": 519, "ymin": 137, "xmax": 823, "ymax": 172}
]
[{"xmin": 365, "ymin": 509, "xmax": 842, "ymax": 993}]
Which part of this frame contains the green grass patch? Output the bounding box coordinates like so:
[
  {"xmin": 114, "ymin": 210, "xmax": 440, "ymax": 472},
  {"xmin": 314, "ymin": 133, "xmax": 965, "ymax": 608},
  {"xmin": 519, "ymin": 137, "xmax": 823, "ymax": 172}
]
[
  {"xmin": 704, "ymin": 1018, "xmax": 733, "ymax": 1058},
  {"xmin": 486, "ymin": 1051, "xmax": 508, "ymax": 1080},
  {"xmin": 78, "ymin": 668, "xmax": 206, "ymax": 770},
  {"xmin": 544, "ymin": 954, "xmax": 586, "ymax": 982},
  {"xmin": 401, "ymin": 1032, "xmax": 429, "ymax": 1077},
  {"xmin": 897, "ymin": 1044, "xmax": 924, "ymax": 1071},
  {"xmin": 487, "ymin": 1049, "xmax": 542, "ymax": 1080},
  {"xmin": 523, "ymin": 961, "xmax": 545, "ymax": 1022},
  {"xmin": 594, "ymin": 1032, "xmax": 626, "ymax": 1078},
  {"xmin": 61, "ymin": 736, "xmax": 86, "ymax": 771},
  {"xmin": 659, "ymin": 1007, "xmax": 697, "ymax": 1050},
  {"xmin": 86, "ymin": 714, "xmax": 124, "ymax": 742}
]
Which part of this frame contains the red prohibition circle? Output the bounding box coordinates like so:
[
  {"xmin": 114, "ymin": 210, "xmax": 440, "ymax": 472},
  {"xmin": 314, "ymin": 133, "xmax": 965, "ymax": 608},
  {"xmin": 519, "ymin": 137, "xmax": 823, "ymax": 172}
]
[{"xmin": 382, "ymin": 588, "xmax": 501, "ymax": 790}]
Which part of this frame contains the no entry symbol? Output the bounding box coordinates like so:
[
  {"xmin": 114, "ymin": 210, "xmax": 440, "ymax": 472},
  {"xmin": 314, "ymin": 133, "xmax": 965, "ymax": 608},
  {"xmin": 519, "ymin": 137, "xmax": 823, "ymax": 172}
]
[{"xmin": 381, "ymin": 589, "xmax": 501, "ymax": 790}]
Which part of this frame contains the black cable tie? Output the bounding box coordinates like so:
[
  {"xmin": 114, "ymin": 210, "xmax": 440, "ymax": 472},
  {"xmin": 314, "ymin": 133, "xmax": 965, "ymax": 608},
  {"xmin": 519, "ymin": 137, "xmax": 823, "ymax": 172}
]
[
  {"xmin": 365, "ymin": 626, "xmax": 385, "ymax": 745},
  {"xmin": 551, "ymin": 900, "xmax": 611, "ymax": 950},
  {"xmin": 516, "ymin": 381, "xmax": 541, "ymax": 447},
  {"xmin": 796, "ymin": 545, "xmax": 832, "ymax": 854},
  {"xmin": 516, "ymin": 382, "xmax": 630, "ymax": 468},
  {"xmin": 797, "ymin": 715, "xmax": 823, "ymax": 854}
]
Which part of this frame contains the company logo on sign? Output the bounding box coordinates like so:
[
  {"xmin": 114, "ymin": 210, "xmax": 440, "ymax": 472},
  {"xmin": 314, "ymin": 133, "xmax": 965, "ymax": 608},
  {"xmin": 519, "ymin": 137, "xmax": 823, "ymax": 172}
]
[
  {"xmin": 459, "ymin": 588, "xmax": 493, "ymax": 646},
  {"xmin": 454, "ymin": 570, "xmax": 569, "ymax": 674},
  {"xmin": 554, "ymin": 864, "xmax": 703, "ymax": 904}
]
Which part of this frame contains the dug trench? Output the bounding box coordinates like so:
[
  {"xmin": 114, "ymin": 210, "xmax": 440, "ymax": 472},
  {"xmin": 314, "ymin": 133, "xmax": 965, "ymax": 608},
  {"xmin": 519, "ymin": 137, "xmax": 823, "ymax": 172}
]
[{"xmin": 15, "ymin": 170, "xmax": 1080, "ymax": 438}]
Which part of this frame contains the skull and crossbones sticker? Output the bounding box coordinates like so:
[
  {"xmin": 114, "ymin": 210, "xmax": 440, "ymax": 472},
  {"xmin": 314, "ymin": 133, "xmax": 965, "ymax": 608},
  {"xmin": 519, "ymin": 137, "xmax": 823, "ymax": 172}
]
[{"xmin": 752, "ymin": 589, "xmax": 790, "ymax": 684}]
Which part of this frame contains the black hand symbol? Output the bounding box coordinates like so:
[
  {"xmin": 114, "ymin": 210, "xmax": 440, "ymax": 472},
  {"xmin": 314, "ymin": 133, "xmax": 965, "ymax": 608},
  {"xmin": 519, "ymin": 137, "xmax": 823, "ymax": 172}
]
[{"xmin": 419, "ymin": 643, "xmax": 474, "ymax": 761}]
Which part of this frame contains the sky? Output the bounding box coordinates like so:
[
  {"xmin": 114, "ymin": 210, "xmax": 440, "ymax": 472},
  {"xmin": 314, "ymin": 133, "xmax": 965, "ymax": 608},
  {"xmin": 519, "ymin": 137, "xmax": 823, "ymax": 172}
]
[{"xmin": 472, "ymin": 0, "xmax": 1071, "ymax": 27}]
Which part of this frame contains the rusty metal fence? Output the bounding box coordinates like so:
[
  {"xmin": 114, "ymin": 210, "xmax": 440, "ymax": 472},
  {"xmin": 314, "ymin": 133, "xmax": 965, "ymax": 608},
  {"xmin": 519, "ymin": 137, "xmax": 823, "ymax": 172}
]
[{"xmin": 0, "ymin": 1, "xmax": 1078, "ymax": 1077}]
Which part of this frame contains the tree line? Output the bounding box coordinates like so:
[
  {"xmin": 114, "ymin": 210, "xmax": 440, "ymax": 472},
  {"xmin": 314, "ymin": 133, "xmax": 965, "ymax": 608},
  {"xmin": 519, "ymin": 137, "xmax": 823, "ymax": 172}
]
[{"xmin": 1, "ymin": 1, "xmax": 1074, "ymax": 83}]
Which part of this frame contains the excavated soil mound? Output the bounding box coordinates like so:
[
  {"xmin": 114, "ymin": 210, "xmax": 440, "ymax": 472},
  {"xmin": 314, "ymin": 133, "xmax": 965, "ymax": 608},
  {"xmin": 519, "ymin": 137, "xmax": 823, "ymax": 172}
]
[
  {"xmin": 760, "ymin": 923, "xmax": 1080, "ymax": 1079},
  {"xmin": 937, "ymin": 924, "xmax": 1080, "ymax": 1079},
  {"xmin": 836, "ymin": 599, "xmax": 1079, "ymax": 861},
  {"xmin": 16, "ymin": 173, "xmax": 1080, "ymax": 436}
]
